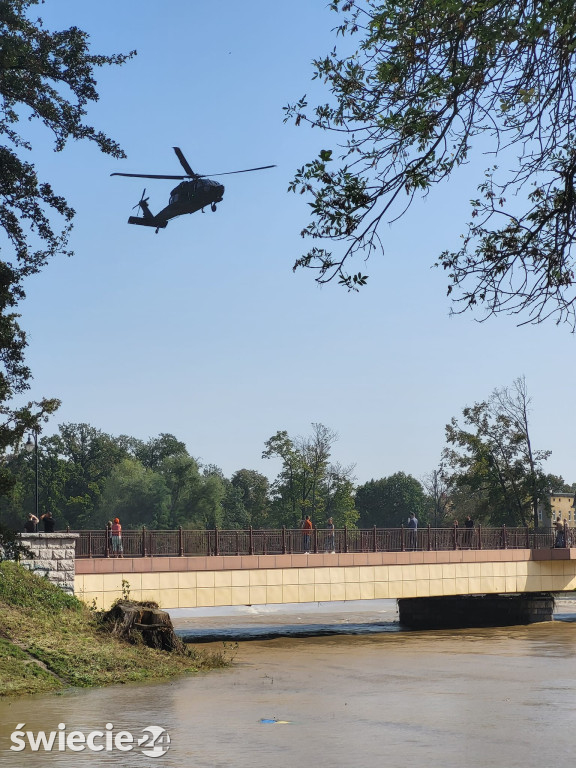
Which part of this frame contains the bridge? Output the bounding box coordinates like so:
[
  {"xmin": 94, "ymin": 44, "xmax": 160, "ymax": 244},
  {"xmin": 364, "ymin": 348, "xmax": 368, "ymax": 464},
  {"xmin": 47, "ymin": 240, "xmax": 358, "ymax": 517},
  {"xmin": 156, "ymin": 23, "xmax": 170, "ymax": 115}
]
[{"xmin": 72, "ymin": 526, "xmax": 576, "ymax": 626}]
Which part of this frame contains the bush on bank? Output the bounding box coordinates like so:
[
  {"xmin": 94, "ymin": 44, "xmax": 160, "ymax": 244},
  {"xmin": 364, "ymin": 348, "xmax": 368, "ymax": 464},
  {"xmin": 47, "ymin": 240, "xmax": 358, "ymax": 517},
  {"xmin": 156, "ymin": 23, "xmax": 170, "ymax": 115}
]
[{"xmin": 0, "ymin": 562, "xmax": 229, "ymax": 697}]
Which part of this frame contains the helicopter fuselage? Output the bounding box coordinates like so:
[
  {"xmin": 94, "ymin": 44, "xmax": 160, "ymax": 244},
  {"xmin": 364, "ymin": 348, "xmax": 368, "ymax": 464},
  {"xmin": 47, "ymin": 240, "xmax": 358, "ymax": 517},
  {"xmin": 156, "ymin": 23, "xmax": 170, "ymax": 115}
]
[{"xmin": 128, "ymin": 178, "xmax": 225, "ymax": 229}]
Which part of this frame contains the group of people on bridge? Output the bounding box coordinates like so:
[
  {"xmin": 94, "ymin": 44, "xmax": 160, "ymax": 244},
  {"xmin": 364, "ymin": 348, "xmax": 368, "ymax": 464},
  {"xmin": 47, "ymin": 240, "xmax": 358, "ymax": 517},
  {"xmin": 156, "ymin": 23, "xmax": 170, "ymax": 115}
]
[
  {"xmin": 23, "ymin": 512, "xmax": 55, "ymax": 533},
  {"xmin": 300, "ymin": 515, "xmax": 335, "ymax": 554},
  {"xmin": 300, "ymin": 511, "xmax": 479, "ymax": 553}
]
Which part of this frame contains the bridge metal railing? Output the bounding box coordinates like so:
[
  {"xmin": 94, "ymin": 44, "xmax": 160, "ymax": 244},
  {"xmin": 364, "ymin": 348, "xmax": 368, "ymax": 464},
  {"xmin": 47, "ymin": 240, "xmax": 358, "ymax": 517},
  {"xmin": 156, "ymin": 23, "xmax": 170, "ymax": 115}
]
[{"xmin": 72, "ymin": 524, "xmax": 565, "ymax": 559}]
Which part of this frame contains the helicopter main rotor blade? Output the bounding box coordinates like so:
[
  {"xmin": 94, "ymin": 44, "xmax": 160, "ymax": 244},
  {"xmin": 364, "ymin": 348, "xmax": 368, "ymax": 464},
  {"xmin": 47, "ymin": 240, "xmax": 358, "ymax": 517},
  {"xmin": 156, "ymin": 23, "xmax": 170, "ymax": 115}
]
[
  {"xmin": 202, "ymin": 164, "xmax": 276, "ymax": 177},
  {"xmin": 111, "ymin": 173, "xmax": 187, "ymax": 180},
  {"xmin": 173, "ymin": 147, "xmax": 196, "ymax": 177},
  {"xmin": 111, "ymin": 163, "xmax": 276, "ymax": 180}
]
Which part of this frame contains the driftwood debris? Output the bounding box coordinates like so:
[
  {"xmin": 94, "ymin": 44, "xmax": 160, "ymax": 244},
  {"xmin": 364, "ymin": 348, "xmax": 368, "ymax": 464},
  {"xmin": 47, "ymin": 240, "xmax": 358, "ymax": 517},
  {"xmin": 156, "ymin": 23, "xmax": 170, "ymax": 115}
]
[{"xmin": 102, "ymin": 600, "xmax": 186, "ymax": 654}]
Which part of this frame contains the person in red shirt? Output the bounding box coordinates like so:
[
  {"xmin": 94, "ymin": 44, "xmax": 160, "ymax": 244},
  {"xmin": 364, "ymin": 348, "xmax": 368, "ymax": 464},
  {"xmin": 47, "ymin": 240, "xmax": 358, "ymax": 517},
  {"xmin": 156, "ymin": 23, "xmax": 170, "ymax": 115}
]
[{"xmin": 301, "ymin": 515, "xmax": 313, "ymax": 554}]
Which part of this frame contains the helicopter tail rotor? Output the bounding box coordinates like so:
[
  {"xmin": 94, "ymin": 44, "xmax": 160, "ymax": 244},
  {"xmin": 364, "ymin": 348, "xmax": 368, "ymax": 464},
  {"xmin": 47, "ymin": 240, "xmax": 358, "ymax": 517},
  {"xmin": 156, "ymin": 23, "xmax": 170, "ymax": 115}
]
[
  {"xmin": 127, "ymin": 188, "xmax": 157, "ymax": 226},
  {"xmin": 133, "ymin": 189, "xmax": 149, "ymax": 211}
]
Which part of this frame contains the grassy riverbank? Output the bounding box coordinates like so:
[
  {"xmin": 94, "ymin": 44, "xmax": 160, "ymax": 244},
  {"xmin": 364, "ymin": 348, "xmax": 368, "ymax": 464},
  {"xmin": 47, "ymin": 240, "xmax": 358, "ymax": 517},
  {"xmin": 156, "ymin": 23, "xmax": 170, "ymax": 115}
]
[{"xmin": 0, "ymin": 562, "xmax": 230, "ymax": 697}]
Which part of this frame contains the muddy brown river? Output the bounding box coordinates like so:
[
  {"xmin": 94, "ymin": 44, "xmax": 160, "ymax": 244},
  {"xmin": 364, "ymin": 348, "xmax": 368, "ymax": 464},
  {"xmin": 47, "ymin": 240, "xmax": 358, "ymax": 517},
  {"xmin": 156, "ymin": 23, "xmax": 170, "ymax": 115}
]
[{"xmin": 1, "ymin": 599, "xmax": 576, "ymax": 767}]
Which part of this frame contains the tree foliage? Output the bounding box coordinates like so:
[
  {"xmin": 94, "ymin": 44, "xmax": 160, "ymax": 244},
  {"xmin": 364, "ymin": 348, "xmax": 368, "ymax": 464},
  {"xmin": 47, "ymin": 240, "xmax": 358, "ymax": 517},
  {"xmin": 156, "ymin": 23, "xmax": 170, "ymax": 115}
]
[
  {"xmin": 262, "ymin": 423, "xmax": 356, "ymax": 527},
  {"xmin": 322, "ymin": 463, "xmax": 360, "ymax": 527},
  {"xmin": 133, "ymin": 434, "xmax": 188, "ymax": 470},
  {"xmin": 1, "ymin": 0, "xmax": 134, "ymax": 262},
  {"xmin": 421, "ymin": 467, "xmax": 452, "ymax": 527},
  {"xmin": 0, "ymin": 410, "xmax": 567, "ymax": 532},
  {"xmin": 231, "ymin": 469, "xmax": 271, "ymax": 528},
  {"xmin": 96, "ymin": 457, "xmax": 170, "ymax": 529},
  {"xmin": 443, "ymin": 377, "xmax": 552, "ymax": 526},
  {"xmin": 0, "ymin": 424, "xmax": 230, "ymax": 531},
  {"xmin": 355, "ymin": 472, "xmax": 427, "ymax": 527},
  {"xmin": 0, "ymin": 1, "xmax": 134, "ymax": 479},
  {"xmin": 0, "ymin": 521, "xmax": 32, "ymax": 560},
  {"xmin": 286, "ymin": 0, "xmax": 576, "ymax": 328},
  {"xmin": 45, "ymin": 423, "xmax": 130, "ymax": 527},
  {"xmin": 159, "ymin": 454, "xmax": 205, "ymax": 528}
]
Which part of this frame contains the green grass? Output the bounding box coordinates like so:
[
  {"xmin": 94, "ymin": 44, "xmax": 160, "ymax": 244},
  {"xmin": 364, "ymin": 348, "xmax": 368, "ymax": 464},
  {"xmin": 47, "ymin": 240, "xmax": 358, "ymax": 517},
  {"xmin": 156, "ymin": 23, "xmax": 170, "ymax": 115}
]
[
  {"xmin": 0, "ymin": 637, "xmax": 62, "ymax": 696},
  {"xmin": 0, "ymin": 562, "xmax": 230, "ymax": 697}
]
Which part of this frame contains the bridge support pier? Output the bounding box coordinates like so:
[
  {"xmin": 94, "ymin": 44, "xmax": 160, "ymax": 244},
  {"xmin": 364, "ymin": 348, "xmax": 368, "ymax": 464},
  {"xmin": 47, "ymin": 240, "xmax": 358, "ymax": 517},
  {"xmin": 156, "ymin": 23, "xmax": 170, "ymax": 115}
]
[{"xmin": 397, "ymin": 593, "xmax": 555, "ymax": 630}]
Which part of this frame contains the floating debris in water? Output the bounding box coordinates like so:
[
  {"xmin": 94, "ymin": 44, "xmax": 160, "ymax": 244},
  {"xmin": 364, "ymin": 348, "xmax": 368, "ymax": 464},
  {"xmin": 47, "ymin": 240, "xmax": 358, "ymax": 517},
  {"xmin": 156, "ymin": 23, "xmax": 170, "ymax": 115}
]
[{"xmin": 259, "ymin": 718, "xmax": 291, "ymax": 724}]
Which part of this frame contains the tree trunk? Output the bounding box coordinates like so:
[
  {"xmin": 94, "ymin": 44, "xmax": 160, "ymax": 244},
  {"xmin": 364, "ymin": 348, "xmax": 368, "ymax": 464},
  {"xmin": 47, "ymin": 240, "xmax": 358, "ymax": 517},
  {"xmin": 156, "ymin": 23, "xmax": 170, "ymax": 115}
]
[{"xmin": 102, "ymin": 600, "xmax": 186, "ymax": 654}]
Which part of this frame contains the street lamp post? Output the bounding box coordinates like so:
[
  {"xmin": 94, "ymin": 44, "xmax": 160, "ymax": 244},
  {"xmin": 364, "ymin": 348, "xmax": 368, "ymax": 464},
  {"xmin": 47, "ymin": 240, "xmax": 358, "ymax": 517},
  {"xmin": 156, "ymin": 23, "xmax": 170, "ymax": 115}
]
[{"xmin": 25, "ymin": 430, "xmax": 39, "ymax": 521}]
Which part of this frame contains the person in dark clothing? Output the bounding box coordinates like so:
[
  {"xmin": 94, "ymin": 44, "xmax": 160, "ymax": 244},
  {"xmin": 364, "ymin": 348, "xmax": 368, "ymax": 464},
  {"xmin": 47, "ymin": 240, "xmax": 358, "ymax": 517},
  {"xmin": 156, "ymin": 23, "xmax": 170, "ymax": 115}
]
[
  {"xmin": 40, "ymin": 511, "xmax": 55, "ymax": 533},
  {"xmin": 326, "ymin": 517, "xmax": 335, "ymax": 553},
  {"xmin": 464, "ymin": 515, "xmax": 475, "ymax": 547},
  {"xmin": 554, "ymin": 517, "xmax": 565, "ymax": 548}
]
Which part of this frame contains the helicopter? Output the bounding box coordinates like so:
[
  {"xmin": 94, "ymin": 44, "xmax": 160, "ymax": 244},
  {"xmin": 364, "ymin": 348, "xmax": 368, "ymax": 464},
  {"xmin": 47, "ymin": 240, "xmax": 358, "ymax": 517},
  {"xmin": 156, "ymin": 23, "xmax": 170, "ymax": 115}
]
[{"xmin": 111, "ymin": 147, "xmax": 275, "ymax": 232}]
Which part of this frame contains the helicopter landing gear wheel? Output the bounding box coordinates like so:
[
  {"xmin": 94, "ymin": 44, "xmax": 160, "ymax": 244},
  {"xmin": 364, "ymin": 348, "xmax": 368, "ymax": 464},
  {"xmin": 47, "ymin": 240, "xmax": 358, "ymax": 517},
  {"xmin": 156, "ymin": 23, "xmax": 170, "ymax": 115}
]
[{"xmin": 211, "ymin": 202, "xmax": 217, "ymax": 212}]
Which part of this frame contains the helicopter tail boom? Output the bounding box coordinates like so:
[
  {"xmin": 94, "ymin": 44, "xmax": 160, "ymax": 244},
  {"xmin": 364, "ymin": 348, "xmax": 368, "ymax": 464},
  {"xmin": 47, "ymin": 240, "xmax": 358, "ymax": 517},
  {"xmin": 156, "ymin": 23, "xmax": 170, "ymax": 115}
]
[{"xmin": 127, "ymin": 215, "xmax": 167, "ymax": 228}]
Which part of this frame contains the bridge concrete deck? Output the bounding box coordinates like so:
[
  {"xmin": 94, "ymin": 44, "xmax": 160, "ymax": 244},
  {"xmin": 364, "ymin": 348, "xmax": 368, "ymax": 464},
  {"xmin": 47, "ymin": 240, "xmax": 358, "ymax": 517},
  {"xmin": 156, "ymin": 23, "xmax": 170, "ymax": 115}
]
[{"xmin": 75, "ymin": 548, "xmax": 576, "ymax": 610}]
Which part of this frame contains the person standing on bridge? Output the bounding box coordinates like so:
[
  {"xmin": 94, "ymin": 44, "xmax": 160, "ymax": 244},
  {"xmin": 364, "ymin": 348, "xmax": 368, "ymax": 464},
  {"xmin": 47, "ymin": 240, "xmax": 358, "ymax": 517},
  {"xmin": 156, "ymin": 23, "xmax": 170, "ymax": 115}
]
[
  {"xmin": 407, "ymin": 512, "xmax": 418, "ymax": 550},
  {"xmin": 554, "ymin": 517, "xmax": 565, "ymax": 548},
  {"xmin": 40, "ymin": 511, "xmax": 55, "ymax": 533},
  {"xmin": 24, "ymin": 513, "xmax": 39, "ymax": 533},
  {"xmin": 326, "ymin": 517, "xmax": 335, "ymax": 554},
  {"xmin": 302, "ymin": 515, "xmax": 313, "ymax": 554},
  {"xmin": 111, "ymin": 517, "xmax": 124, "ymax": 557},
  {"xmin": 464, "ymin": 515, "xmax": 475, "ymax": 548}
]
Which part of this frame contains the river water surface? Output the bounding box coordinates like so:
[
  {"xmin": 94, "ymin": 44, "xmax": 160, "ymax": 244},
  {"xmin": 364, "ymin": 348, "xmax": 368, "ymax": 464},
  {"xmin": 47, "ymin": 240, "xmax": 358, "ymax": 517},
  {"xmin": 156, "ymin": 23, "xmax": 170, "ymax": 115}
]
[{"xmin": 1, "ymin": 599, "xmax": 576, "ymax": 767}]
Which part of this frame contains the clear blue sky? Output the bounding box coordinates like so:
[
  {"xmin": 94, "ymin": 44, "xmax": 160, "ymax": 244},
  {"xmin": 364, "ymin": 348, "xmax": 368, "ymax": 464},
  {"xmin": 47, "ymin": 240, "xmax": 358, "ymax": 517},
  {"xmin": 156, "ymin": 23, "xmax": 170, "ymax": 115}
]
[{"xmin": 15, "ymin": 0, "xmax": 576, "ymax": 487}]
